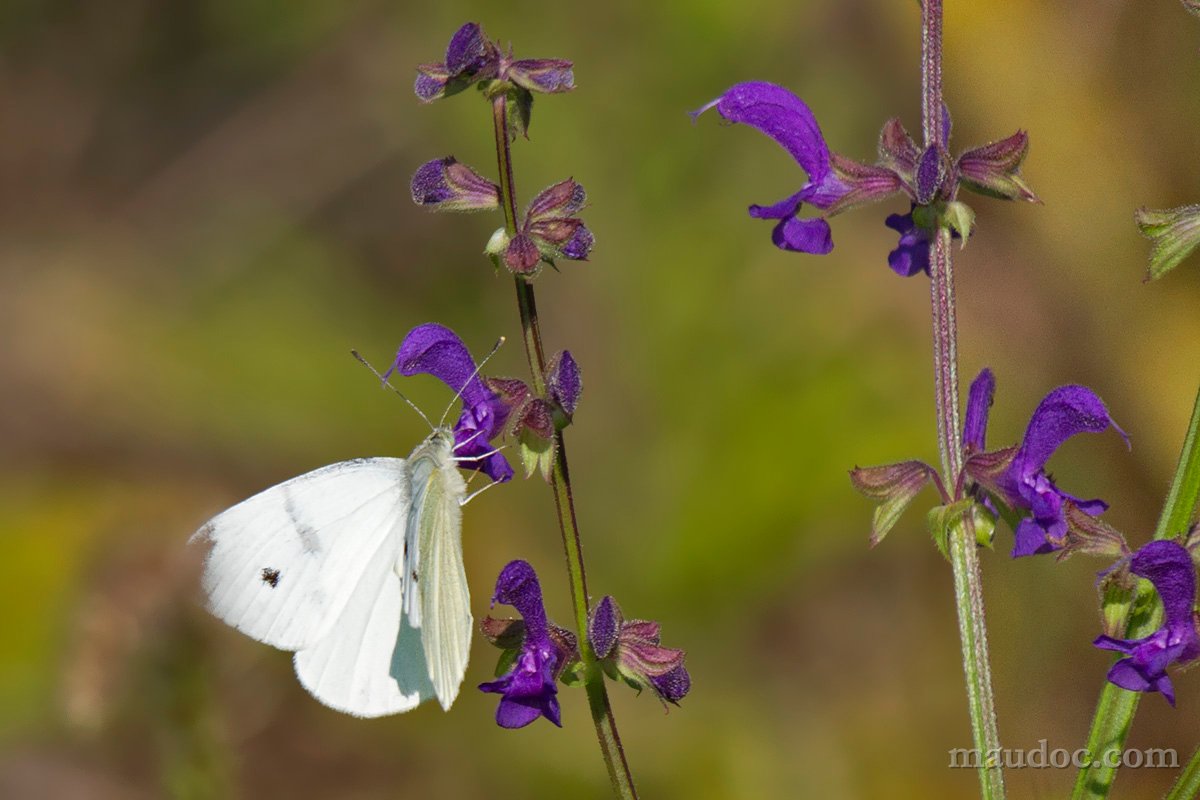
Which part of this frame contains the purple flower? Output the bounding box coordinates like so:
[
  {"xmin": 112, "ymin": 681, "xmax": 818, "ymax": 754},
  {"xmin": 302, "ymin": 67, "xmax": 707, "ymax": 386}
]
[
  {"xmin": 1094, "ymin": 540, "xmax": 1200, "ymax": 706},
  {"xmin": 690, "ymin": 81, "xmax": 851, "ymax": 254},
  {"xmin": 387, "ymin": 323, "xmax": 513, "ymax": 482},
  {"xmin": 499, "ymin": 179, "xmax": 593, "ymax": 275},
  {"xmin": 884, "ymin": 205, "xmax": 961, "ymax": 277},
  {"xmin": 479, "ymin": 560, "xmax": 562, "ymax": 728},
  {"xmin": 885, "ymin": 208, "xmax": 933, "ymax": 277},
  {"xmin": 588, "ymin": 595, "xmax": 691, "ymax": 706},
  {"xmin": 415, "ymin": 23, "xmax": 501, "ymax": 102},
  {"xmin": 694, "ymin": 84, "xmax": 1037, "ymax": 272},
  {"xmin": 414, "ymin": 23, "xmax": 574, "ymax": 105},
  {"xmin": 962, "ymin": 368, "xmax": 1127, "ymax": 558}
]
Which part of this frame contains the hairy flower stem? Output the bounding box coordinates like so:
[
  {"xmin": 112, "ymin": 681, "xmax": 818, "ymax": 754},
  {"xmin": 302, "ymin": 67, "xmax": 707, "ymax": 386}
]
[
  {"xmin": 1072, "ymin": 384, "xmax": 1200, "ymax": 800},
  {"xmin": 922, "ymin": 3, "xmax": 1005, "ymax": 798},
  {"xmin": 491, "ymin": 94, "xmax": 639, "ymax": 800}
]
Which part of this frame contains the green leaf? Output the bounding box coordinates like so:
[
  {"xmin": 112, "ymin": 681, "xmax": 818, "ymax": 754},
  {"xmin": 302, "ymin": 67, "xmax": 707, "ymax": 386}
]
[
  {"xmin": 943, "ymin": 201, "xmax": 976, "ymax": 248},
  {"xmin": 518, "ymin": 426, "xmax": 555, "ymax": 481},
  {"xmin": 1135, "ymin": 204, "xmax": 1200, "ymax": 282},
  {"xmin": 927, "ymin": 499, "xmax": 975, "ymax": 560}
]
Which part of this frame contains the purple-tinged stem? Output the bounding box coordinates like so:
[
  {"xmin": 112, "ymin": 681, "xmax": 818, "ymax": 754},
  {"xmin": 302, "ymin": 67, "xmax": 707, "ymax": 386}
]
[
  {"xmin": 921, "ymin": 2, "xmax": 1005, "ymax": 798},
  {"xmin": 491, "ymin": 93, "xmax": 639, "ymax": 800}
]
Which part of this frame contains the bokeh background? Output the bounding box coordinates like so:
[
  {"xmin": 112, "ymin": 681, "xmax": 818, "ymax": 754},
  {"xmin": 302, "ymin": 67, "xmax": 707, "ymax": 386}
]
[{"xmin": 3, "ymin": 1, "xmax": 1199, "ymax": 798}]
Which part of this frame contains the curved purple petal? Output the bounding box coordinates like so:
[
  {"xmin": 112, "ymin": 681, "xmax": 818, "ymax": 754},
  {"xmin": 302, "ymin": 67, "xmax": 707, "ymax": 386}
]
[
  {"xmin": 1132, "ymin": 541, "xmax": 1197, "ymax": 630},
  {"xmin": 492, "ymin": 559, "xmax": 548, "ymax": 637},
  {"xmin": 694, "ymin": 81, "xmax": 830, "ymax": 184},
  {"xmin": 772, "ymin": 216, "xmax": 833, "ymax": 254},
  {"xmin": 963, "ymin": 368, "xmax": 996, "ymax": 452},
  {"xmin": 392, "ymin": 323, "xmax": 492, "ymax": 412},
  {"xmin": 1013, "ymin": 385, "xmax": 1126, "ymax": 478}
]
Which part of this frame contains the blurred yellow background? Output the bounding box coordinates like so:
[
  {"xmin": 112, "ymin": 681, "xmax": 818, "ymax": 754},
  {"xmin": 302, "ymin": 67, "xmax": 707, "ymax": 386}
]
[{"xmin": 2, "ymin": 1, "xmax": 1199, "ymax": 798}]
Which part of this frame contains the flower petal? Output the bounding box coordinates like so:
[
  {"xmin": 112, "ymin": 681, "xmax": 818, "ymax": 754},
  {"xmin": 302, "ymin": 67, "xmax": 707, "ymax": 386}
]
[
  {"xmin": 1131, "ymin": 541, "xmax": 1197, "ymax": 630},
  {"xmin": 492, "ymin": 560, "xmax": 548, "ymax": 637},
  {"xmin": 749, "ymin": 191, "xmax": 804, "ymax": 221},
  {"xmin": 692, "ymin": 81, "xmax": 831, "ymax": 185},
  {"xmin": 1012, "ymin": 518, "xmax": 1057, "ymax": 558},
  {"xmin": 772, "ymin": 216, "xmax": 833, "ymax": 254},
  {"xmin": 1013, "ymin": 385, "xmax": 1127, "ymax": 479},
  {"xmin": 884, "ymin": 210, "xmax": 930, "ymax": 277},
  {"xmin": 963, "ymin": 368, "xmax": 996, "ymax": 453},
  {"xmin": 445, "ymin": 22, "xmax": 488, "ymax": 75},
  {"xmin": 391, "ymin": 323, "xmax": 493, "ymax": 413}
]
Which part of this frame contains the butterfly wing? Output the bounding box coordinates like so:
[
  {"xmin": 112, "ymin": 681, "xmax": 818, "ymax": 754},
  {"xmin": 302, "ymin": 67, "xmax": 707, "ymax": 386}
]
[
  {"xmin": 292, "ymin": 532, "xmax": 434, "ymax": 717},
  {"xmin": 190, "ymin": 458, "xmax": 410, "ymax": 654},
  {"xmin": 408, "ymin": 441, "xmax": 472, "ymax": 711}
]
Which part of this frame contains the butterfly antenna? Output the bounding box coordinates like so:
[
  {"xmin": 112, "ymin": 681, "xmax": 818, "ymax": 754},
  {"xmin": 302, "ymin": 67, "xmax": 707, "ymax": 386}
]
[
  {"xmin": 351, "ymin": 349, "xmax": 435, "ymax": 432},
  {"xmin": 437, "ymin": 336, "xmax": 506, "ymax": 429}
]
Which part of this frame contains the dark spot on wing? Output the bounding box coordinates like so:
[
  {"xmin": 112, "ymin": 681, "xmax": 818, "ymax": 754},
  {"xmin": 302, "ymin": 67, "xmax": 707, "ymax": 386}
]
[
  {"xmin": 411, "ymin": 570, "xmax": 418, "ymax": 583},
  {"xmin": 261, "ymin": 568, "xmax": 281, "ymax": 587},
  {"xmin": 283, "ymin": 487, "xmax": 322, "ymax": 554}
]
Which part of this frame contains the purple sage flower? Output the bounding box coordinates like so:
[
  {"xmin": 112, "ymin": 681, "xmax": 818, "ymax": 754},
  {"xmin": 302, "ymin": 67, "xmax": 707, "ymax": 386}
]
[
  {"xmin": 962, "ymin": 368, "xmax": 1127, "ymax": 558},
  {"xmin": 884, "ymin": 205, "xmax": 962, "ymax": 277},
  {"xmin": 478, "ymin": 560, "xmax": 563, "ymax": 728},
  {"xmin": 694, "ymin": 83, "xmax": 1037, "ymax": 273},
  {"xmin": 588, "ymin": 595, "xmax": 690, "ymax": 706},
  {"xmin": 690, "ymin": 81, "xmax": 852, "ymax": 254},
  {"xmin": 388, "ymin": 323, "xmax": 513, "ymax": 482},
  {"xmin": 1094, "ymin": 540, "xmax": 1200, "ymax": 706},
  {"xmin": 414, "ymin": 23, "xmax": 501, "ymax": 102},
  {"xmin": 415, "ymin": 23, "xmax": 574, "ymax": 106},
  {"xmin": 499, "ymin": 179, "xmax": 593, "ymax": 274}
]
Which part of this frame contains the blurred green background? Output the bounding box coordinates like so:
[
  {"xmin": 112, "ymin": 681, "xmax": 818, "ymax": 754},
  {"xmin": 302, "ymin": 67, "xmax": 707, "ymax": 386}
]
[{"xmin": 2, "ymin": 1, "xmax": 1199, "ymax": 797}]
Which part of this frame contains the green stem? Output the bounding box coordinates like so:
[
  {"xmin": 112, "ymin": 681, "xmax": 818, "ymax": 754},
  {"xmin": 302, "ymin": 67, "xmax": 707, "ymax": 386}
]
[
  {"xmin": 1072, "ymin": 384, "xmax": 1200, "ymax": 800},
  {"xmin": 1165, "ymin": 745, "xmax": 1200, "ymax": 800},
  {"xmin": 491, "ymin": 93, "xmax": 639, "ymax": 800},
  {"xmin": 921, "ymin": 3, "xmax": 1005, "ymax": 797}
]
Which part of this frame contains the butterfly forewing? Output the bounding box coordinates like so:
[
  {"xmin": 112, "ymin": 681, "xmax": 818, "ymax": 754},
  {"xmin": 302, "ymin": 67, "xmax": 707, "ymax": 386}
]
[
  {"xmin": 190, "ymin": 458, "xmax": 411, "ymax": 652},
  {"xmin": 408, "ymin": 432, "xmax": 472, "ymax": 711}
]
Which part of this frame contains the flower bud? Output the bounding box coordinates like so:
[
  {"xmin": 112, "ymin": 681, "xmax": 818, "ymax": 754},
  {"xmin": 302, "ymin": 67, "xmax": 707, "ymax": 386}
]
[
  {"xmin": 505, "ymin": 58, "xmax": 575, "ymax": 94},
  {"xmin": 850, "ymin": 459, "xmax": 942, "ymax": 547},
  {"xmin": 546, "ymin": 350, "xmax": 582, "ymax": 417},
  {"xmin": 956, "ymin": 131, "xmax": 1039, "ymax": 203},
  {"xmin": 1135, "ymin": 204, "xmax": 1200, "ymax": 282},
  {"xmin": 411, "ymin": 157, "xmax": 500, "ymax": 212}
]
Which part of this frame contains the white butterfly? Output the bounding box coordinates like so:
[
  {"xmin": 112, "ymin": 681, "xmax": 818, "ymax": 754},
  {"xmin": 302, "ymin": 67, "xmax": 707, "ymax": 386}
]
[{"xmin": 190, "ymin": 427, "xmax": 476, "ymax": 717}]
